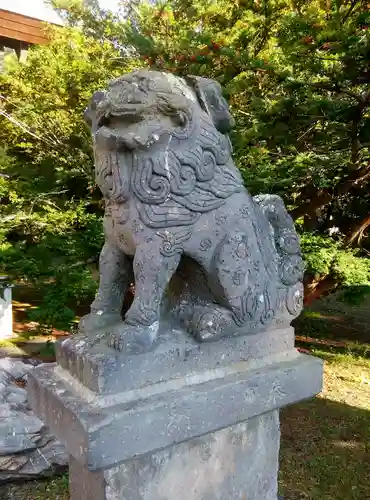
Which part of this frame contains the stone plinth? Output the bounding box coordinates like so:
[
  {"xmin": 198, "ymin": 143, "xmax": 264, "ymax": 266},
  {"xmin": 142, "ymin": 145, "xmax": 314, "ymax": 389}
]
[
  {"xmin": 0, "ymin": 281, "xmax": 12, "ymax": 340},
  {"xmin": 27, "ymin": 326, "xmax": 323, "ymax": 500},
  {"xmin": 70, "ymin": 411, "xmax": 280, "ymax": 500}
]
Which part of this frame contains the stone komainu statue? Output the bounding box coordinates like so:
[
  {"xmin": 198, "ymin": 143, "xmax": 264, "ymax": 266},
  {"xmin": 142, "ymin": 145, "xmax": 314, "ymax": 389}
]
[{"xmin": 81, "ymin": 69, "xmax": 304, "ymax": 352}]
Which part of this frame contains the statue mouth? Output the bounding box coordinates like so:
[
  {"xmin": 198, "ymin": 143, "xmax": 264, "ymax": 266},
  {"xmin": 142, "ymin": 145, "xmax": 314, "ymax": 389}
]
[{"xmin": 96, "ymin": 103, "xmax": 148, "ymax": 128}]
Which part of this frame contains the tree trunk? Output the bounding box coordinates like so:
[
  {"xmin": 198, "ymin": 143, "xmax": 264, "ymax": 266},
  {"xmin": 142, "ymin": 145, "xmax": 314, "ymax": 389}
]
[
  {"xmin": 344, "ymin": 214, "xmax": 370, "ymax": 247},
  {"xmin": 291, "ymin": 164, "xmax": 370, "ymax": 221},
  {"xmin": 291, "ymin": 91, "xmax": 370, "ymax": 221},
  {"xmin": 304, "ymin": 275, "xmax": 339, "ymax": 306}
]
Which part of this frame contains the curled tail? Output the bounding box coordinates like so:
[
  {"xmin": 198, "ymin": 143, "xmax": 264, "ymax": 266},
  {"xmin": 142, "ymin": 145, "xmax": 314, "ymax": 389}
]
[{"xmin": 253, "ymin": 194, "xmax": 304, "ymax": 287}]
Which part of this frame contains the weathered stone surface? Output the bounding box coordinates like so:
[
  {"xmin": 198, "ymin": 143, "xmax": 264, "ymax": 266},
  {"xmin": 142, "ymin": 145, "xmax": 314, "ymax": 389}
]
[
  {"xmin": 0, "ymin": 414, "xmax": 43, "ymax": 436},
  {"xmin": 0, "ymin": 358, "xmax": 35, "ymax": 380},
  {"xmin": 0, "ymin": 435, "xmax": 67, "ymax": 481},
  {"xmin": 56, "ymin": 325, "xmax": 295, "ymax": 393},
  {"xmin": 5, "ymin": 387, "xmax": 28, "ymax": 405},
  {"xmin": 69, "ymin": 454, "xmax": 105, "ymax": 500},
  {"xmin": 104, "ymin": 411, "xmax": 280, "ymax": 500},
  {"xmin": 28, "ymin": 346, "xmax": 323, "ymax": 471},
  {"xmin": 80, "ymin": 69, "xmax": 305, "ymax": 353},
  {"xmin": 0, "ymin": 357, "xmax": 68, "ymax": 483},
  {"xmin": 0, "ymin": 404, "xmax": 12, "ymax": 418},
  {"xmin": 69, "ymin": 411, "xmax": 281, "ymax": 500},
  {"xmin": 29, "ymin": 337, "xmax": 322, "ymax": 499}
]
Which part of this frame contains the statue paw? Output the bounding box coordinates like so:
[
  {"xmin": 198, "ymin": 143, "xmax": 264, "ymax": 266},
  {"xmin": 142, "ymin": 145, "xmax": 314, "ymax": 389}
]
[
  {"xmin": 190, "ymin": 307, "xmax": 233, "ymax": 342},
  {"xmin": 107, "ymin": 322, "xmax": 159, "ymax": 354},
  {"xmin": 79, "ymin": 312, "xmax": 122, "ymax": 334}
]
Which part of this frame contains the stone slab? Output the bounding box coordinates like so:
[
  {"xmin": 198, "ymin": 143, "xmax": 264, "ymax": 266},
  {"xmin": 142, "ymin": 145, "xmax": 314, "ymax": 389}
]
[
  {"xmin": 105, "ymin": 410, "xmax": 280, "ymax": 500},
  {"xmin": 27, "ymin": 351, "xmax": 323, "ymax": 470},
  {"xmin": 0, "ymin": 357, "xmax": 68, "ymax": 483},
  {"xmin": 69, "ymin": 454, "xmax": 105, "ymax": 500},
  {"xmin": 56, "ymin": 326, "xmax": 295, "ymax": 394},
  {"xmin": 66, "ymin": 411, "xmax": 280, "ymax": 500}
]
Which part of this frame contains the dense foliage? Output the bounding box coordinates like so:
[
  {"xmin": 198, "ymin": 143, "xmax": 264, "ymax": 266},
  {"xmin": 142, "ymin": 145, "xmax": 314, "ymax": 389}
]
[
  {"xmin": 1, "ymin": 0, "xmax": 369, "ymax": 331},
  {"xmin": 0, "ymin": 27, "xmax": 136, "ymax": 329}
]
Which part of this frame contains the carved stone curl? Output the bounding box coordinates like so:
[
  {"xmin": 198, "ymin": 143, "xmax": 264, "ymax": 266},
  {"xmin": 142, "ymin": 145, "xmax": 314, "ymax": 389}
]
[{"xmin": 81, "ymin": 69, "xmax": 304, "ymax": 352}]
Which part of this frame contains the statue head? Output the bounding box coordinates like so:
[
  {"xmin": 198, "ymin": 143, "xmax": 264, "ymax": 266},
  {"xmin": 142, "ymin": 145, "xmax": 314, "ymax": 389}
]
[
  {"xmin": 84, "ymin": 69, "xmax": 235, "ymax": 150},
  {"xmin": 85, "ymin": 69, "xmax": 243, "ymax": 225}
]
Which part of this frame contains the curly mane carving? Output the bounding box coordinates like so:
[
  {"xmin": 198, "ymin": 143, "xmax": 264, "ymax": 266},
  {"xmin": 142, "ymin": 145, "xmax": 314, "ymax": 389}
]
[{"xmin": 131, "ymin": 114, "xmax": 244, "ymax": 228}]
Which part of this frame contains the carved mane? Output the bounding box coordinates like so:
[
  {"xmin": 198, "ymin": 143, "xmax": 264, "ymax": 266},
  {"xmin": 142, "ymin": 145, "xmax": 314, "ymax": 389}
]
[{"xmin": 132, "ymin": 113, "xmax": 244, "ymax": 229}]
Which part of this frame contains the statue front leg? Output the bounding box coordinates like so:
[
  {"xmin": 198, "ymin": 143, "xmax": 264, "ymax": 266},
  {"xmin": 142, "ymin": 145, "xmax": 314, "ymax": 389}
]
[
  {"xmin": 108, "ymin": 244, "xmax": 180, "ymax": 352},
  {"xmin": 79, "ymin": 242, "xmax": 132, "ymax": 334}
]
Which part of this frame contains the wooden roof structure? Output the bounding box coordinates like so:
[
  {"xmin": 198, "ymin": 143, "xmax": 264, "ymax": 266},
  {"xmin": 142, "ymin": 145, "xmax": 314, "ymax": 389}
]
[{"xmin": 0, "ymin": 8, "xmax": 59, "ymax": 54}]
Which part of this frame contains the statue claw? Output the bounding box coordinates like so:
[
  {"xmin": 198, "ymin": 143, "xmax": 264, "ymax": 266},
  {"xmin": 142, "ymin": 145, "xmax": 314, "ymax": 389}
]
[
  {"xmin": 189, "ymin": 307, "xmax": 233, "ymax": 343},
  {"xmin": 107, "ymin": 322, "xmax": 159, "ymax": 354},
  {"xmin": 79, "ymin": 312, "xmax": 122, "ymax": 334}
]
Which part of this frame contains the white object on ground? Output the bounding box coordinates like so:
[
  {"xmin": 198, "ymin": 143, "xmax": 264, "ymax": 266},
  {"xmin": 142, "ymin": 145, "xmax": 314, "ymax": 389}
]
[{"xmin": 0, "ymin": 286, "xmax": 12, "ymax": 340}]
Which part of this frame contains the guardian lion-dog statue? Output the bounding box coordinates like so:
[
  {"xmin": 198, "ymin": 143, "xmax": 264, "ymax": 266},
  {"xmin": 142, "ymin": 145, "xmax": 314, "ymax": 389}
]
[{"xmin": 81, "ymin": 69, "xmax": 304, "ymax": 352}]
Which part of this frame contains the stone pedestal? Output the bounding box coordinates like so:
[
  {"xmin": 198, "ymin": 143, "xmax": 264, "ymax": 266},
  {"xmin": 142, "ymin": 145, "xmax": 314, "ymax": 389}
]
[
  {"xmin": 27, "ymin": 326, "xmax": 323, "ymax": 500},
  {"xmin": 0, "ymin": 280, "xmax": 13, "ymax": 340}
]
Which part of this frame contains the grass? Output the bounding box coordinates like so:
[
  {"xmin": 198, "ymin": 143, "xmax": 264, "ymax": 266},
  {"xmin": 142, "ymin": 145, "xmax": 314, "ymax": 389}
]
[
  {"xmin": 1, "ymin": 350, "xmax": 369, "ymax": 500},
  {"xmin": 294, "ymin": 288, "xmax": 370, "ymax": 349},
  {"xmin": 0, "ymin": 335, "xmax": 58, "ymax": 362},
  {"xmin": 279, "ymin": 350, "xmax": 370, "ymax": 500},
  {"xmin": 0, "ymin": 475, "xmax": 69, "ymax": 500}
]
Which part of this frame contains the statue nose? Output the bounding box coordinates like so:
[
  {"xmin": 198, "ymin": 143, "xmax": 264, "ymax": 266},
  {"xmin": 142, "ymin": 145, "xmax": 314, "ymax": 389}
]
[
  {"xmin": 126, "ymin": 91, "xmax": 144, "ymax": 104},
  {"xmin": 95, "ymin": 128, "xmax": 118, "ymax": 150}
]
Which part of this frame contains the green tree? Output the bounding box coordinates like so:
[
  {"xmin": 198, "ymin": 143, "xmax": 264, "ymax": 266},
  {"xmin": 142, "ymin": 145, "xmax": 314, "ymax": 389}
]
[
  {"xmin": 0, "ymin": 26, "xmax": 137, "ymax": 330},
  {"xmin": 59, "ymin": 0, "xmax": 370, "ymax": 302},
  {"xmin": 2, "ymin": 0, "xmax": 370, "ymax": 332}
]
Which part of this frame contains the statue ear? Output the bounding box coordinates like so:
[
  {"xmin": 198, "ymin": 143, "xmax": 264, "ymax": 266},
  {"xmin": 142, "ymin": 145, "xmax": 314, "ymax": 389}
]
[
  {"xmin": 185, "ymin": 75, "xmax": 235, "ymax": 134},
  {"xmin": 84, "ymin": 90, "xmax": 106, "ymax": 128}
]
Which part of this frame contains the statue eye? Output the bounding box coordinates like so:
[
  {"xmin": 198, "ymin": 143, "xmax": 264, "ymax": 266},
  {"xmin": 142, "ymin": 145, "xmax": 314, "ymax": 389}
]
[
  {"xmin": 208, "ymin": 91, "xmax": 218, "ymax": 107},
  {"xmin": 139, "ymin": 78, "xmax": 152, "ymax": 92}
]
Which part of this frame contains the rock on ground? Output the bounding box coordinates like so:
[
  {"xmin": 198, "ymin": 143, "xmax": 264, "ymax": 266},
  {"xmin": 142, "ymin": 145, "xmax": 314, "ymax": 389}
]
[{"xmin": 0, "ymin": 358, "xmax": 68, "ymax": 483}]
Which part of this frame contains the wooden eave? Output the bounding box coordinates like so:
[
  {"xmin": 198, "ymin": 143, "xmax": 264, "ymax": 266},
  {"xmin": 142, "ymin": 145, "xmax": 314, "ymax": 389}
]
[{"xmin": 0, "ymin": 8, "xmax": 54, "ymax": 46}]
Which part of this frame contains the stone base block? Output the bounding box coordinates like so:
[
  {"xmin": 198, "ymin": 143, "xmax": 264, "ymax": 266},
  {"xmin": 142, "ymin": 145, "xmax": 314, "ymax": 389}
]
[
  {"xmin": 27, "ymin": 328, "xmax": 323, "ymax": 500},
  {"xmin": 55, "ymin": 326, "xmax": 295, "ymax": 394},
  {"xmin": 70, "ymin": 410, "xmax": 280, "ymax": 500},
  {"xmin": 27, "ymin": 352, "xmax": 322, "ymax": 469},
  {"xmin": 69, "ymin": 454, "xmax": 105, "ymax": 500}
]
